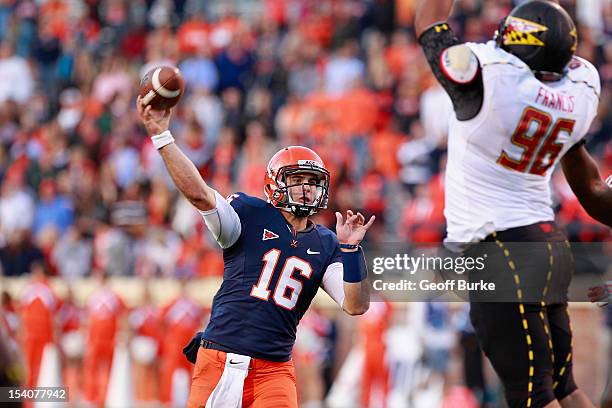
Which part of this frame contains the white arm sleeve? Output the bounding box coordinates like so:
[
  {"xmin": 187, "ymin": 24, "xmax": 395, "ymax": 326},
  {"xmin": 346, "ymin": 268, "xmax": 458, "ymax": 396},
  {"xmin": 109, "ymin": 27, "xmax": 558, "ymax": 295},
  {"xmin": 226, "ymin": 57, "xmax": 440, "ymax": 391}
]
[
  {"xmin": 198, "ymin": 191, "xmax": 242, "ymax": 249},
  {"xmin": 321, "ymin": 262, "xmax": 345, "ymax": 308}
]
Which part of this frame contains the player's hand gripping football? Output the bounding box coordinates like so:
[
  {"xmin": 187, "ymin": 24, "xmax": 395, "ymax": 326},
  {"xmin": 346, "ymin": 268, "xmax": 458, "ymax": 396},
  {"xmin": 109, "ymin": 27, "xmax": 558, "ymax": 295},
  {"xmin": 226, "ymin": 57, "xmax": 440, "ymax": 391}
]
[
  {"xmin": 335, "ymin": 210, "xmax": 375, "ymax": 246},
  {"xmin": 136, "ymin": 95, "xmax": 173, "ymax": 136}
]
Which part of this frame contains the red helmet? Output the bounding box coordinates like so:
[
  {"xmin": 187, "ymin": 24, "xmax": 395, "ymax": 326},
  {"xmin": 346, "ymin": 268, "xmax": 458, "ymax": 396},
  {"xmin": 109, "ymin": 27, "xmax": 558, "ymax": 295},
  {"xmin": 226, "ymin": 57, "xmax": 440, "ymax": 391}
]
[{"xmin": 264, "ymin": 146, "xmax": 330, "ymax": 217}]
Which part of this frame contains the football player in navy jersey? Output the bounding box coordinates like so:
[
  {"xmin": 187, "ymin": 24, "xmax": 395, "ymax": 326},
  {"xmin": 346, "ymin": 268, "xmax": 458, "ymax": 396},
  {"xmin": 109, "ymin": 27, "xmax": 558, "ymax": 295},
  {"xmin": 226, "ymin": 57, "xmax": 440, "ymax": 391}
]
[{"xmin": 137, "ymin": 97, "xmax": 374, "ymax": 408}]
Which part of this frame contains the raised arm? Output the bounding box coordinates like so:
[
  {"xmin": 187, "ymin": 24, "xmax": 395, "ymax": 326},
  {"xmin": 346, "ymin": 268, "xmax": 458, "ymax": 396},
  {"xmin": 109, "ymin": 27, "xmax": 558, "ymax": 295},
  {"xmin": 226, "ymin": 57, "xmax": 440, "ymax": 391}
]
[
  {"xmin": 561, "ymin": 144, "xmax": 612, "ymax": 227},
  {"xmin": 415, "ymin": 0, "xmax": 484, "ymax": 121},
  {"xmin": 415, "ymin": 0, "xmax": 455, "ymax": 38},
  {"xmin": 136, "ymin": 97, "xmax": 216, "ymax": 211},
  {"xmin": 336, "ymin": 211, "xmax": 375, "ymax": 315}
]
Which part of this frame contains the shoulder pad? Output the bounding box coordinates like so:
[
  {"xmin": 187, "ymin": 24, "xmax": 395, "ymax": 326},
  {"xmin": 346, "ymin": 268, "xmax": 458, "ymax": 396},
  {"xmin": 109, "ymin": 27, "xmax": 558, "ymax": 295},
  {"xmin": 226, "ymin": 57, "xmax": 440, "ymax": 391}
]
[
  {"xmin": 440, "ymin": 44, "xmax": 480, "ymax": 84},
  {"xmin": 226, "ymin": 192, "xmax": 268, "ymax": 208},
  {"xmin": 566, "ymin": 57, "xmax": 601, "ymax": 98},
  {"xmin": 466, "ymin": 41, "xmax": 527, "ymax": 69}
]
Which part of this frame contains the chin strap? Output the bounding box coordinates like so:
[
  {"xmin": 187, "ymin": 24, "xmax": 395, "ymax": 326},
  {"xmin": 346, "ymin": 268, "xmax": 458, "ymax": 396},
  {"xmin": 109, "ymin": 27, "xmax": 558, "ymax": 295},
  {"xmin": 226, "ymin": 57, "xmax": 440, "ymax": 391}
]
[
  {"xmin": 278, "ymin": 204, "xmax": 315, "ymax": 218},
  {"xmin": 288, "ymin": 205, "xmax": 315, "ymax": 217},
  {"xmin": 272, "ymin": 186, "xmax": 321, "ymax": 217}
]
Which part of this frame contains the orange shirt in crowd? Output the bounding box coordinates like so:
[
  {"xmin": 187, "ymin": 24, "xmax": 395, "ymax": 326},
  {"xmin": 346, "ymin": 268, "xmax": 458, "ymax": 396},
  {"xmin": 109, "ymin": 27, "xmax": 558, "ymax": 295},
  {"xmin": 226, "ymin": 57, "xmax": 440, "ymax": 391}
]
[
  {"xmin": 160, "ymin": 297, "xmax": 204, "ymax": 348},
  {"xmin": 177, "ymin": 231, "xmax": 224, "ymax": 278},
  {"xmin": 359, "ymin": 299, "xmax": 393, "ymax": 408},
  {"xmin": 58, "ymin": 301, "xmax": 82, "ymax": 334},
  {"xmin": 83, "ymin": 286, "xmax": 125, "ymax": 405},
  {"xmin": 335, "ymin": 87, "xmax": 378, "ymax": 138},
  {"xmin": 20, "ymin": 278, "xmax": 60, "ymax": 388},
  {"xmin": 158, "ymin": 295, "xmax": 205, "ymax": 403},
  {"xmin": 264, "ymin": 0, "xmax": 288, "ymax": 25},
  {"xmin": 177, "ymin": 19, "xmax": 209, "ymax": 54},
  {"xmin": 130, "ymin": 304, "xmax": 161, "ymax": 341},
  {"xmin": 359, "ymin": 300, "xmax": 393, "ymax": 356},
  {"xmin": 401, "ymin": 182, "xmax": 446, "ymax": 243},
  {"xmin": 86, "ymin": 287, "xmax": 126, "ymax": 345},
  {"xmin": 299, "ymin": 14, "xmax": 333, "ymax": 47},
  {"xmin": 20, "ymin": 280, "xmax": 59, "ymax": 342},
  {"xmin": 370, "ymin": 129, "xmax": 404, "ymax": 180},
  {"xmin": 39, "ymin": 0, "xmax": 70, "ymax": 40}
]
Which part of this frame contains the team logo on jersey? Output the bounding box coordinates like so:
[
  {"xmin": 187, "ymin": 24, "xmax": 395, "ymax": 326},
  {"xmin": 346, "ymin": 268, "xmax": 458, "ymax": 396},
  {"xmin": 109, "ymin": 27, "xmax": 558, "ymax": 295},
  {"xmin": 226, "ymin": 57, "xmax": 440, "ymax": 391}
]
[
  {"xmin": 262, "ymin": 229, "xmax": 279, "ymax": 241},
  {"xmin": 502, "ymin": 16, "xmax": 547, "ymax": 47},
  {"xmin": 291, "ymin": 240, "xmax": 298, "ymax": 248}
]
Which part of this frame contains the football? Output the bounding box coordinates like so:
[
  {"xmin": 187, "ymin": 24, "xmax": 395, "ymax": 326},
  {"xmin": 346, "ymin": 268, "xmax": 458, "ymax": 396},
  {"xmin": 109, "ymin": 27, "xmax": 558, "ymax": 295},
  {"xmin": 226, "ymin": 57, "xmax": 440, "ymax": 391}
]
[{"xmin": 139, "ymin": 65, "xmax": 185, "ymax": 110}]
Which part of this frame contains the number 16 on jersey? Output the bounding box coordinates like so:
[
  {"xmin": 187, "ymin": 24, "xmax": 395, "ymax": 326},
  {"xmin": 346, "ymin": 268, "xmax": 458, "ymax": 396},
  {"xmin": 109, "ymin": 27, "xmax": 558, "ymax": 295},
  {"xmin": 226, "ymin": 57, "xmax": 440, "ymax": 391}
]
[{"xmin": 250, "ymin": 249, "xmax": 313, "ymax": 310}]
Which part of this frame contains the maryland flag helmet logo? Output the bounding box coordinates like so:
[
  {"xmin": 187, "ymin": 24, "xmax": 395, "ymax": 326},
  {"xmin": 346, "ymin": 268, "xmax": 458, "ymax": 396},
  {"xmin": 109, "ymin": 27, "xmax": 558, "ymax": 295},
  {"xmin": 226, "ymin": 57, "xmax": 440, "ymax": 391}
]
[{"xmin": 501, "ymin": 16, "xmax": 548, "ymax": 47}]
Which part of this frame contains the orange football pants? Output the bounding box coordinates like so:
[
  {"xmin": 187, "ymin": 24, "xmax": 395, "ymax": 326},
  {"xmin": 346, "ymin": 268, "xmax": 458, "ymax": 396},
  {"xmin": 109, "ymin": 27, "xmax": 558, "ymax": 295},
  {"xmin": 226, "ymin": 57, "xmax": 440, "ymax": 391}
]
[{"xmin": 187, "ymin": 348, "xmax": 298, "ymax": 408}]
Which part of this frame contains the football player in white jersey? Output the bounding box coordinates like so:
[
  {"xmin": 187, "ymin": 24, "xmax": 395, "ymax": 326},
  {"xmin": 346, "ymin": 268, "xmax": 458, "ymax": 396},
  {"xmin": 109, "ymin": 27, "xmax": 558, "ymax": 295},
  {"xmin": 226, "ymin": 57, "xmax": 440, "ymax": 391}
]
[{"xmin": 415, "ymin": 1, "xmax": 611, "ymax": 408}]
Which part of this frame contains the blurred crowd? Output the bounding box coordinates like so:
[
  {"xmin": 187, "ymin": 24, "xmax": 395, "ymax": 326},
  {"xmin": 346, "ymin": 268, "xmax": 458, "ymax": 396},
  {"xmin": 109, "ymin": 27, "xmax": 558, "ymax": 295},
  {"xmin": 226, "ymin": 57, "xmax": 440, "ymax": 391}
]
[
  {"xmin": 0, "ymin": 0, "xmax": 610, "ymax": 279},
  {"xmin": 0, "ymin": 2, "xmax": 610, "ymax": 407},
  {"xmin": 1, "ymin": 267, "xmax": 211, "ymax": 407},
  {"xmin": 0, "ymin": 267, "xmax": 508, "ymax": 408}
]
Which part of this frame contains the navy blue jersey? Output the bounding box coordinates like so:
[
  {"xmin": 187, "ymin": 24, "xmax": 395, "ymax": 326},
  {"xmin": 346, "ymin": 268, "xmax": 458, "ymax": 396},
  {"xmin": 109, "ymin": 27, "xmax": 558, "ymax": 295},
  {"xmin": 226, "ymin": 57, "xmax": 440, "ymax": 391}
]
[{"xmin": 203, "ymin": 193, "xmax": 342, "ymax": 361}]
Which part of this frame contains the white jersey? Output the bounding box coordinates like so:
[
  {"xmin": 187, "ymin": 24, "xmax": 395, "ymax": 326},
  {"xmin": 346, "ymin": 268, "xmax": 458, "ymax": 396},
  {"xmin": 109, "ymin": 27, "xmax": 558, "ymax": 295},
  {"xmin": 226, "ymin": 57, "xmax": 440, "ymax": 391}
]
[{"xmin": 444, "ymin": 41, "xmax": 600, "ymax": 248}]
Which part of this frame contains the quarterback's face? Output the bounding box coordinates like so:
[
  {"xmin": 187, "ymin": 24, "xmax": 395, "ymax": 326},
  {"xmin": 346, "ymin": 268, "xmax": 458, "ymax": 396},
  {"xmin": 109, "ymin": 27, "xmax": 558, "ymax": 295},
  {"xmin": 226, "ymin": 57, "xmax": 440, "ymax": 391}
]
[{"xmin": 286, "ymin": 172, "xmax": 320, "ymax": 205}]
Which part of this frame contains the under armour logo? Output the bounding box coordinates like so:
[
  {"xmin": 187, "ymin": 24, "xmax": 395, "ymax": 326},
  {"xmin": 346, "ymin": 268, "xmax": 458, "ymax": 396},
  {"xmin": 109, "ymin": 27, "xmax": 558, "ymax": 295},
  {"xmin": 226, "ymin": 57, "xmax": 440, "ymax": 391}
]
[
  {"xmin": 434, "ymin": 23, "xmax": 449, "ymax": 33},
  {"xmin": 262, "ymin": 229, "xmax": 279, "ymax": 241}
]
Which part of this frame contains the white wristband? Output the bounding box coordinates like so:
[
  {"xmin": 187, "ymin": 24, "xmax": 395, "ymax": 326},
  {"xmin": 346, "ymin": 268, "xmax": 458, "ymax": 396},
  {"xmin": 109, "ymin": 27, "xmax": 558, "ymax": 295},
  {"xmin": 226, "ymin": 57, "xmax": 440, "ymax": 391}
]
[{"xmin": 151, "ymin": 130, "xmax": 175, "ymax": 150}]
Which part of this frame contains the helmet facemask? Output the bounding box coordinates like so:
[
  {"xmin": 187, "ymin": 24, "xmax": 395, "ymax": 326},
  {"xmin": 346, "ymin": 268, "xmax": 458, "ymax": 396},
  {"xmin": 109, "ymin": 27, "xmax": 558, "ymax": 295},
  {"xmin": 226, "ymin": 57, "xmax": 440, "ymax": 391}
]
[{"xmin": 269, "ymin": 165, "xmax": 330, "ymax": 218}]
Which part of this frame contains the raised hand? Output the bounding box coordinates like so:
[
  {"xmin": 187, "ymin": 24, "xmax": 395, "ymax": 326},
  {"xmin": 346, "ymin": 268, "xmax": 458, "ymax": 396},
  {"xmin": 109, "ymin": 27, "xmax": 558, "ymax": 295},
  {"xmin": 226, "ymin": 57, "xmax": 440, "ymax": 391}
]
[
  {"xmin": 335, "ymin": 210, "xmax": 375, "ymax": 246},
  {"xmin": 136, "ymin": 95, "xmax": 173, "ymax": 136}
]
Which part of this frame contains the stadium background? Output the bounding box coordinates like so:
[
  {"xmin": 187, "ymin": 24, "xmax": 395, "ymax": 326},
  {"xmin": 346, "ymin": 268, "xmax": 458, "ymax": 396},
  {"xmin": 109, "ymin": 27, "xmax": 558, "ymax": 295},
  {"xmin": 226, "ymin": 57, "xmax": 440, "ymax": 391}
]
[{"xmin": 0, "ymin": 0, "xmax": 609, "ymax": 407}]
